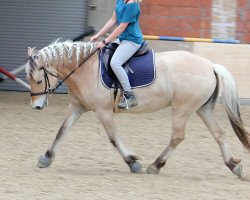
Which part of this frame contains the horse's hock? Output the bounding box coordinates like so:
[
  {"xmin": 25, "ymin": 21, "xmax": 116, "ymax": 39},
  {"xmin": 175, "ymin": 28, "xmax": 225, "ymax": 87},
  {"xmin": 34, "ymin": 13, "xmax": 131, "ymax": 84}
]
[{"xmin": 148, "ymin": 40, "xmax": 250, "ymax": 99}]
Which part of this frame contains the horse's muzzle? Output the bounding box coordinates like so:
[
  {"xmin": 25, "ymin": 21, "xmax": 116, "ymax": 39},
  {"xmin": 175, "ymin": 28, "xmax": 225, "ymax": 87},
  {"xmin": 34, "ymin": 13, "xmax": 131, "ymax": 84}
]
[{"xmin": 31, "ymin": 95, "xmax": 48, "ymax": 110}]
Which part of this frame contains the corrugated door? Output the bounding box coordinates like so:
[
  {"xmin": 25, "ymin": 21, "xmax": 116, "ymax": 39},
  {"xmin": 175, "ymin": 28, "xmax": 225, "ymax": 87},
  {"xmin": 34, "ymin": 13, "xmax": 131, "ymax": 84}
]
[{"xmin": 0, "ymin": 0, "xmax": 88, "ymax": 93}]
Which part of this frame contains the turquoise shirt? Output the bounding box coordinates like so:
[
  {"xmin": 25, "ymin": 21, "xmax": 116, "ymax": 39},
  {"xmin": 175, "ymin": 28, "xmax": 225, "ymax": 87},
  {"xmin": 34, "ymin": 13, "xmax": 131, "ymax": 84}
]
[{"xmin": 115, "ymin": 0, "xmax": 143, "ymax": 44}]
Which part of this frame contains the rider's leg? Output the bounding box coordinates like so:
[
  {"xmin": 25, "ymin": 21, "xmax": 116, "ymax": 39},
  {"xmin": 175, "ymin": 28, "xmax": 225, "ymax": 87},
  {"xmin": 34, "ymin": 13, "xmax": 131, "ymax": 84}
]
[{"xmin": 110, "ymin": 40, "xmax": 141, "ymax": 108}]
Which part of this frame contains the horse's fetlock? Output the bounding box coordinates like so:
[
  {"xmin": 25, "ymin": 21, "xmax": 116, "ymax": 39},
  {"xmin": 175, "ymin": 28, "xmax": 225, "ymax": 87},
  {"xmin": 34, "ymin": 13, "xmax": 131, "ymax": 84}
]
[
  {"xmin": 45, "ymin": 150, "xmax": 54, "ymax": 158},
  {"xmin": 125, "ymin": 155, "xmax": 139, "ymax": 165},
  {"xmin": 155, "ymin": 157, "xmax": 166, "ymax": 169},
  {"xmin": 124, "ymin": 155, "xmax": 142, "ymax": 173},
  {"xmin": 225, "ymin": 157, "xmax": 241, "ymax": 171}
]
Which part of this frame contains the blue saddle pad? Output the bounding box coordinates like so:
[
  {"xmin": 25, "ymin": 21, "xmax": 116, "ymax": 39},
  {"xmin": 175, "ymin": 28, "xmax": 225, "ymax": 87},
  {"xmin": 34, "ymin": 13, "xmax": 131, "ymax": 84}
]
[{"xmin": 100, "ymin": 50, "xmax": 155, "ymax": 89}]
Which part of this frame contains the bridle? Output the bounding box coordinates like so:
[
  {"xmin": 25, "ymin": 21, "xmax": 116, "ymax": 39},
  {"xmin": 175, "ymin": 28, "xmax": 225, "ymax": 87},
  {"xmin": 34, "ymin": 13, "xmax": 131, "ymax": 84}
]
[
  {"xmin": 28, "ymin": 48, "xmax": 98, "ymax": 97},
  {"xmin": 30, "ymin": 67, "xmax": 59, "ymax": 96}
]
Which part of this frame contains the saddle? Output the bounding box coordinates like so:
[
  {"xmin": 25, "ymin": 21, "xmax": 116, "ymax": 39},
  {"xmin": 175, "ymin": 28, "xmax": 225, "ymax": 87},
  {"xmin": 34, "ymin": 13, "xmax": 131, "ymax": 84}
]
[
  {"xmin": 99, "ymin": 41, "xmax": 155, "ymax": 112},
  {"xmin": 101, "ymin": 40, "xmax": 150, "ymax": 77},
  {"xmin": 99, "ymin": 40, "xmax": 155, "ymax": 92}
]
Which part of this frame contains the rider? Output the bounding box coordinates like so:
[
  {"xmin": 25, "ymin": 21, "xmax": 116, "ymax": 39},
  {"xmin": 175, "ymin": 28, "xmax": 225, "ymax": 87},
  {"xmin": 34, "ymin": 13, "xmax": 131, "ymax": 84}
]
[{"xmin": 91, "ymin": 0, "xmax": 143, "ymax": 109}]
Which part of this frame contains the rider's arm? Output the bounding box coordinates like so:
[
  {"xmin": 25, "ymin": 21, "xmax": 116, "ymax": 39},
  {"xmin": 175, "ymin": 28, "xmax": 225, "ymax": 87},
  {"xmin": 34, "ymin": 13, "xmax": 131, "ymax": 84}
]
[
  {"xmin": 104, "ymin": 22, "xmax": 129, "ymax": 44},
  {"xmin": 96, "ymin": 11, "xmax": 117, "ymax": 38}
]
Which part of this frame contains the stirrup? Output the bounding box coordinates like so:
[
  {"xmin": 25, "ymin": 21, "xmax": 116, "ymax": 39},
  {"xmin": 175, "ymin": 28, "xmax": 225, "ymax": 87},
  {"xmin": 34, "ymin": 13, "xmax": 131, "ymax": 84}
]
[{"xmin": 118, "ymin": 91, "xmax": 137, "ymax": 109}]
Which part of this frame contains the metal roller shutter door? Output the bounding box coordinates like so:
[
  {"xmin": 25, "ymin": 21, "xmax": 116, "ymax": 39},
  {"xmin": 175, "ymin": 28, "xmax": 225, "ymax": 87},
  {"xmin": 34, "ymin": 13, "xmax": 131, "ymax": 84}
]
[{"xmin": 0, "ymin": 0, "xmax": 88, "ymax": 93}]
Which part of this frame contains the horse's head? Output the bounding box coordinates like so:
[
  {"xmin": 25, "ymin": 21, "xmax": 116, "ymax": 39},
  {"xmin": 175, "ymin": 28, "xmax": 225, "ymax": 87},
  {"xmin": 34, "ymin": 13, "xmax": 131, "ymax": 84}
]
[
  {"xmin": 25, "ymin": 47, "xmax": 58, "ymax": 110},
  {"xmin": 25, "ymin": 40, "xmax": 97, "ymax": 110}
]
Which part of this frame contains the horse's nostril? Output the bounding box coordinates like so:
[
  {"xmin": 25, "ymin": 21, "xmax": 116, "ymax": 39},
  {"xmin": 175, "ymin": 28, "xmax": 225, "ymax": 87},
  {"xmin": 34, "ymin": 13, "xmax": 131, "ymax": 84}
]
[{"xmin": 35, "ymin": 106, "xmax": 43, "ymax": 110}]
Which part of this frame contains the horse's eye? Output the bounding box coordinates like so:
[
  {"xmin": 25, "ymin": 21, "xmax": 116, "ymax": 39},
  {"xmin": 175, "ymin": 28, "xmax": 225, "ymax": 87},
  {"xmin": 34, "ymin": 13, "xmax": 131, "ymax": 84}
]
[
  {"xmin": 37, "ymin": 80, "xmax": 43, "ymax": 84},
  {"xmin": 33, "ymin": 55, "xmax": 39, "ymax": 60}
]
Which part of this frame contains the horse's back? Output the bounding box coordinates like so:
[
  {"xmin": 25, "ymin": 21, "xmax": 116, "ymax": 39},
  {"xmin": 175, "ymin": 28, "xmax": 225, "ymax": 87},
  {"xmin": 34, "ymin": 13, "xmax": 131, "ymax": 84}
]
[{"xmin": 156, "ymin": 51, "xmax": 214, "ymax": 72}]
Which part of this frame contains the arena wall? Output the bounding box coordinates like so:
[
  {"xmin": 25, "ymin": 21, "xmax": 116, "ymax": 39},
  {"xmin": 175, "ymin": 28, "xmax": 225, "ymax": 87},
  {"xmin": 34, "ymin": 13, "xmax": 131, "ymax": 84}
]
[
  {"xmin": 140, "ymin": 0, "xmax": 212, "ymax": 38},
  {"xmin": 236, "ymin": 0, "xmax": 250, "ymax": 43},
  {"xmin": 141, "ymin": 0, "xmax": 250, "ymax": 44}
]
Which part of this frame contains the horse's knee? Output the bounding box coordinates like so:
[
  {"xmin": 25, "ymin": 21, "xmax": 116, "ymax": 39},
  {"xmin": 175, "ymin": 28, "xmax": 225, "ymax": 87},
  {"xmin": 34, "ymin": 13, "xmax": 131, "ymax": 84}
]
[
  {"xmin": 170, "ymin": 135, "xmax": 185, "ymax": 146},
  {"xmin": 213, "ymin": 128, "xmax": 225, "ymax": 143}
]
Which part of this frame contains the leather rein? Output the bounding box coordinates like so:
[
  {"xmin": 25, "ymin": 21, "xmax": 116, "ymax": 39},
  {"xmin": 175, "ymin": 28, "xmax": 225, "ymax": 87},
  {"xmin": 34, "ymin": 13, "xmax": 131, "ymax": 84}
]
[{"xmin": 29, "ymin": 48, "xmax": 98, "ymax": 96}]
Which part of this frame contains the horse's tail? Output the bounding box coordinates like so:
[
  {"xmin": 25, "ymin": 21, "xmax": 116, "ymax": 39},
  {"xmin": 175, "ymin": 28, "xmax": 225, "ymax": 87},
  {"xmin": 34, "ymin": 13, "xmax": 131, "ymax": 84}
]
[{"xmin": 213, "ymin": 64, "xmax": 250, "ymax": 151}]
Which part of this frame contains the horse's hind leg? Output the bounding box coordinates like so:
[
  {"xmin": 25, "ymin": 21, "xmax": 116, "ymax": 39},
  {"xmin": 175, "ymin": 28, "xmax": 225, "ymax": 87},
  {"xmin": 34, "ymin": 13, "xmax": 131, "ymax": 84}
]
[
  {"xmin": 96, "ymin": 109, "xmax": 142, "ymax": 173},
  {"xmin": 147, "ymin": 109, "xmax": 189, "ymax": 174},
  {"xmin": 197, "ymin": 104, "xmax": 242, "ymax": 177},
  {"xmin": 37, "ymin": 102, "xmax": 84, "ymax": 168}
]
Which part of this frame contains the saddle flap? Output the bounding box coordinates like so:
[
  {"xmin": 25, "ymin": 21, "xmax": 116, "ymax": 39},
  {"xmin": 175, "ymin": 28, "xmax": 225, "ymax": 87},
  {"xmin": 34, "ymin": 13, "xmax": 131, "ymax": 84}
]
[{"xmin": 100, "ymin": 49, "xmax": 156, "ymax": 90}]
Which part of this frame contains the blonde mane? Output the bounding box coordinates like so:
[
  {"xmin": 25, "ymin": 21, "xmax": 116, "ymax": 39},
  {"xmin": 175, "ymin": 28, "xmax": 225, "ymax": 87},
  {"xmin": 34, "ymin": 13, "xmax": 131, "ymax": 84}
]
[
  {"xmin": 26, "ymin": 40, "xmax": 97, "ymax": 79},
  {"xmin": 39, "ymin": 39, "xmax": 97, "ymax": 69}
]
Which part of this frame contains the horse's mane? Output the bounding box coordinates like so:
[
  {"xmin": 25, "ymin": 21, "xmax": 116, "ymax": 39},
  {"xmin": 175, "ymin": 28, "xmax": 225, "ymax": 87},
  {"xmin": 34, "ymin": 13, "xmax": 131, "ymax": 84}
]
[
  {"xmin": 25, "ymin": 39, "xmax": 97, "ymax": 79},
  {"xmin": 39, "ymin": 39, "xmax": 97, "ymax": 69}
]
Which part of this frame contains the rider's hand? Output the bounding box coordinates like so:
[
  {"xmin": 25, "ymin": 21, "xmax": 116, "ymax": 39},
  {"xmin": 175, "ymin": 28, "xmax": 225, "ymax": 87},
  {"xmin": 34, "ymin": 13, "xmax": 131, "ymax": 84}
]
[
  {"xmin": 97, "ymin": 41, "xmax": 106, "ymax": 50},
  {"xmin": 90, "ymin": 34, "xmax": 99, "ymax": 42}
]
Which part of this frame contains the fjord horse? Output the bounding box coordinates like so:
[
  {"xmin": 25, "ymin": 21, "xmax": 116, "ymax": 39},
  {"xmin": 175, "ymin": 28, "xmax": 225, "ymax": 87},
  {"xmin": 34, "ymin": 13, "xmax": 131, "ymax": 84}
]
[{"xmin": 25, "ymin": 40, "xmax": 250, "ymax": 178}]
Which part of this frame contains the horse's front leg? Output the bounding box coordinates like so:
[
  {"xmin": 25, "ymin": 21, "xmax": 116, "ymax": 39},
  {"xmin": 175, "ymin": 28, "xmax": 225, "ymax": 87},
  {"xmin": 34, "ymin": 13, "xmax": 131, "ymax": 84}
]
[
  {"xmin": 37, "ymin": 102, "xmax": 84, "ymax": 168},
  {"xmin": 97, "ymin": 108, "xmax": 142, "ymax": 173}
]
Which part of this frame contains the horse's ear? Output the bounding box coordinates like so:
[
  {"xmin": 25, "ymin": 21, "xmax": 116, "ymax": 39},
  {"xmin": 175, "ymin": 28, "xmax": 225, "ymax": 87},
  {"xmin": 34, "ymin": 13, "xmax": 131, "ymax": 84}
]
[{"xmin": 28, "ymin": 47, "xmax": 32, "ymax": 56}]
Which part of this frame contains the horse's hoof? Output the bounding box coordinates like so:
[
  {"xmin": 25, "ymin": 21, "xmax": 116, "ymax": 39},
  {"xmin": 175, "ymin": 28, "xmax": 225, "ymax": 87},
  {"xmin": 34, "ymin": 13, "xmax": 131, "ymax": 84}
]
[
  {"xmin": 129, "ymin": 160, "xmax": 142, "ymax": 173},
  {"xmin": 37, "ymin": 154, "xmax": 53, "ymax": 168},
  {"xmin": 146, "ymin": 163, "xmax": 159, "ymax": 174},
  {"xmin": 232, "ymin": 163, "xmax": 242, "ymax": 178}
]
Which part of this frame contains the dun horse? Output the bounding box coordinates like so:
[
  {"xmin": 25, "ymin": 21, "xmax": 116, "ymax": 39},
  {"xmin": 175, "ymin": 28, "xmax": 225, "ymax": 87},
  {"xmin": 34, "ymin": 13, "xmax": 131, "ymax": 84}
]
[{"xmin": 25, "ymin": 40, "xmax": 250, "ymax": 178}]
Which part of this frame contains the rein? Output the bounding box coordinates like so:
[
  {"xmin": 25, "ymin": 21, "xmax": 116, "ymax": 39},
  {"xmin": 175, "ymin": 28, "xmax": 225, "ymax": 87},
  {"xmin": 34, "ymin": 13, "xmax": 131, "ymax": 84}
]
[{"xmin": 30, "ymin": 48, "xmax": 98, "ymax": 96}]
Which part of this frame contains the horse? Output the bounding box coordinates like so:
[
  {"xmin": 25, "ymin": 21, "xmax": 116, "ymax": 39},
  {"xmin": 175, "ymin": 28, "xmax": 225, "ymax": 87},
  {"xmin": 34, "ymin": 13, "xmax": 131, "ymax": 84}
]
[{"xmin": 24, "ymin": 40, "xmax": 250, "ymax": 178}]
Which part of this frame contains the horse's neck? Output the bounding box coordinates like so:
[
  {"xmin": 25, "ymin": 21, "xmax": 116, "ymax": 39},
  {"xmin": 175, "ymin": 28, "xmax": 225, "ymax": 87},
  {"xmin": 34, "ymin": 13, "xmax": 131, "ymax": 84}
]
[
  {"xmin": 61, "ymin": 52, "xmax": 99, "ymax": 107},
  {"xmin": 60, "ymin": 52, "xmax": 99, "ymax": 88},
  {"xmin": 54, "ymin": 53, "xmax": 92, "ymax": 80}
]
